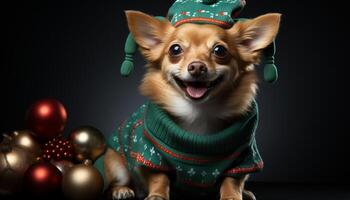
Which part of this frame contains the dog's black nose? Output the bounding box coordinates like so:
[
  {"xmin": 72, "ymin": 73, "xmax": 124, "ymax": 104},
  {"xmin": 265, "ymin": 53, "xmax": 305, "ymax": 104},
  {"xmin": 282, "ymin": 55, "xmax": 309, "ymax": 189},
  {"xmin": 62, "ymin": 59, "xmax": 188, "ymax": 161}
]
[{"xmin": 188, "ymin": 61, "xmax": 208, "ymax": 78}]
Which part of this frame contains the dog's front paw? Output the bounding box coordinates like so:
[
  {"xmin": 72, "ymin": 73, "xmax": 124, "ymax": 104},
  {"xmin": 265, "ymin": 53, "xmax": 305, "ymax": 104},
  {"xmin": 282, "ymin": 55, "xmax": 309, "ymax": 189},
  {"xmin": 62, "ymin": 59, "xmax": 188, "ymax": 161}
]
[
  {"xmin": 144, "ymin": 195, "xmax": 167, "ymax": 200},
  {"xmin": 111, "ymin": 186, "xmax": 135, "ymax": 200}
]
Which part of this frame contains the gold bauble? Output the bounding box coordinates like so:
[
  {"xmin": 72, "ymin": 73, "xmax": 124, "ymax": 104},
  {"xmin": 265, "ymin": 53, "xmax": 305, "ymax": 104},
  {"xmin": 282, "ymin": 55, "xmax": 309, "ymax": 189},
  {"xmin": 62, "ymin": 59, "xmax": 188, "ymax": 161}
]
[
  {"xmin": 0, "ymin": 144, "xmax": 37, "ymax": 195},
  {"xmin": 69, "ymin": 126, "xmax": 106, "ymax": 162},
  {"xmin": 51, "ymin": 160, "xmax": 74, "ymax": 175},
  {"xmin": 62, "ymin": 160, "xmax": 103, "ymax": 200},
  {"xmin": 11, "ymin": 130, "xmax": 42, "ymax": 156}
]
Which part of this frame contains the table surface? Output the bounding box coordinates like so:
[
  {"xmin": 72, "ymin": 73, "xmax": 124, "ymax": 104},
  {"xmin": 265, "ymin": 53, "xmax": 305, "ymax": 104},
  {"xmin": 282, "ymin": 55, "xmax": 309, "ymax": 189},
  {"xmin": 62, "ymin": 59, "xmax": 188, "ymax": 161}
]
[
  {"xmin": 247, "ymin": 182, "xmax": 350, "ymax": 200},
  {"xmin": 1, "ymin": 182, "xmax": 349, "ymax": 200}
]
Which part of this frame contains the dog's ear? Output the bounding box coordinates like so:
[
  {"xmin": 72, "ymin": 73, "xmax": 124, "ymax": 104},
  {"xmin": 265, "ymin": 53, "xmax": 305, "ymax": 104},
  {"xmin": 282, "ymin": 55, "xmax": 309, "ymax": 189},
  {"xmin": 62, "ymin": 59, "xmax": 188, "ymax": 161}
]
[
  {"xmin": 228, "ymin": 13, "xmax": 281, "ymax": 63},
  {"xmin": 125, "ymin": 11, "xmax": 174, "ymax": 62}
]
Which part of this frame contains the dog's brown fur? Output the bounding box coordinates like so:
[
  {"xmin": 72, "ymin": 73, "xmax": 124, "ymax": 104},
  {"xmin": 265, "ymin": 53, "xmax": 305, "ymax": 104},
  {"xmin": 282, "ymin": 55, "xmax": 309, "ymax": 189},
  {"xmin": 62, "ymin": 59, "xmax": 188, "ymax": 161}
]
[{"xmin": 103, "ymin": 11, "xmax": 281, "ymax": 200}]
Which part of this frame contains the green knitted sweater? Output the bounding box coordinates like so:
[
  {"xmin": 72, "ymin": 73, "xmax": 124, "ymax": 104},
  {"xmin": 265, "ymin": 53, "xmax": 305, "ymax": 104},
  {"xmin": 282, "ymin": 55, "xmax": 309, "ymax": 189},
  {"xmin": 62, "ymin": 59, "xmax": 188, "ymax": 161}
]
[{"xmin": 95, "ymin": 101, "xmax": 263, "ymax": 195}]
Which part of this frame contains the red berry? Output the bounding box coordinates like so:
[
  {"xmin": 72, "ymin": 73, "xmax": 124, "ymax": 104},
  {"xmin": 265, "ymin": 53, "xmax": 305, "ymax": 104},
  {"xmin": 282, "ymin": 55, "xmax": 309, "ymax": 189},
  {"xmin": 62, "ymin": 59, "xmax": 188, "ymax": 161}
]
[{"xmin": 41, "ymin": 135, "xmax": 74, "ymax": 161}]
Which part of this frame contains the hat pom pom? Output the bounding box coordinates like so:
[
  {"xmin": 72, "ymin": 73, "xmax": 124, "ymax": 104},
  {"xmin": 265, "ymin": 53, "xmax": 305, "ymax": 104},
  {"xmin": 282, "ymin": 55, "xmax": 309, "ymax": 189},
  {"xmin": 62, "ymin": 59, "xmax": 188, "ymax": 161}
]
[
  {"xmin": 263, "ymin": 42, "xmax": 278, "ymax": 83},
  {"xmin": 121, "ymin": 54, "xmax": 134, "ymax": 77},
  {"xmin": 264, "ymin": 62, "xmax": 278, "ymax": 83},
  {"xmin": 120, "ymin": 33, "xmax": 137, "ymax": 77}
]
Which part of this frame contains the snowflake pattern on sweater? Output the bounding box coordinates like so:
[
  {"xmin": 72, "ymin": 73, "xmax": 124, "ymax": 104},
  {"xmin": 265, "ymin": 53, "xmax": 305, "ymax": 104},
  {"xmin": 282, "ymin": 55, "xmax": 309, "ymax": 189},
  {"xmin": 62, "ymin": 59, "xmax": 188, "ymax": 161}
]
[{"xmin": 100, "ymin": 102, "xmax": 263, "ymax": 194}]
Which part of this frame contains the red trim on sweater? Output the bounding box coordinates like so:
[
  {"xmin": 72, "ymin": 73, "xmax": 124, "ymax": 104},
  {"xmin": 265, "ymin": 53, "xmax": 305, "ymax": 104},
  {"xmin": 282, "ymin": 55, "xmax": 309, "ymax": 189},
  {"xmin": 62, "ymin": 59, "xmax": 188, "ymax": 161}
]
[
  {"xmin": 143, "ymin": 129, "xmax": 241, "ymax": 164},
  {"xmin": 224, "ymin": 161, "xmax": 264, "ymax": 175},
  {"xmin": 174, "ymin": 18, "xmax": 231, "ymax": 28},
  {"xmin": 117, "ymin": 119, "xmax": 127, "ymax": 164},
  {"xmin": 130, "ymin": 151, "xmax": 171, "ymax": 171}
]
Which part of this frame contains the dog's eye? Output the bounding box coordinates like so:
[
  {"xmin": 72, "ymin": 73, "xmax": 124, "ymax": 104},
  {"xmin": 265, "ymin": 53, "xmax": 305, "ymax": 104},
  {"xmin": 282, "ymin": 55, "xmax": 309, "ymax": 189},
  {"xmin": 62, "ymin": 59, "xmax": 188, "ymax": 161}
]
[
  {"xmin": 169, "ymin": 44, "xmax": 183, "ymax": 57},
  {"xmin": 213, "ymin": 45, "xmax": 228, "ymax": 58}
]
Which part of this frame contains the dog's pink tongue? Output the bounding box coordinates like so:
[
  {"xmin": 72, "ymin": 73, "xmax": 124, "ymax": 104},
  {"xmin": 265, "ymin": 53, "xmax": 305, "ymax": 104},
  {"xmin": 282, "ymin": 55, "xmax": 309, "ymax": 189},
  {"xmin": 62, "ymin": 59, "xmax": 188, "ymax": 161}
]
[{"xmin": 186, "ymin": 86, "xmax": 207, "ymax": 99}]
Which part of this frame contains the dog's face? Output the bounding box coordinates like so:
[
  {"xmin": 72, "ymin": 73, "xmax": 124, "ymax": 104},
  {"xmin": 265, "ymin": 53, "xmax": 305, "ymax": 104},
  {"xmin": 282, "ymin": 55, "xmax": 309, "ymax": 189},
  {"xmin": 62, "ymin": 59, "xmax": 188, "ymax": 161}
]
[
  {"xmin": 126, "ymin": 11, "xmax": 280, "ymax": 113},
  {"xmin": 157, "ymin": 24, "xmax": 236, "ymax": 101}
]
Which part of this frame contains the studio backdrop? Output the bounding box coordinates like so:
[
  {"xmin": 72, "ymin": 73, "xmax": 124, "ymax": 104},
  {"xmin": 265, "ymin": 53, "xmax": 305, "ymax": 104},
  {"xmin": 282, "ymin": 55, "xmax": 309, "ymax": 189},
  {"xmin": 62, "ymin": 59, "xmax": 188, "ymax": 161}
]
[{"xmin": 2, "ymin": 0, "xmax": 349, "ymax": 184}]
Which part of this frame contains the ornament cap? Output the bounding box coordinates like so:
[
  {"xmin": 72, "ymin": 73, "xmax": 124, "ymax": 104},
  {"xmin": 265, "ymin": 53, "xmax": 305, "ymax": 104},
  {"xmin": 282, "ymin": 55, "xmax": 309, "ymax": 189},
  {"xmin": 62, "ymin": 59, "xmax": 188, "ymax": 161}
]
[
  {"xmin": 84, "ymin": 159, "xmax": 93, "ymax": 165},
  {"xmin": 36, "ymin": 157, "xmax": 43, "ymax": 162}
]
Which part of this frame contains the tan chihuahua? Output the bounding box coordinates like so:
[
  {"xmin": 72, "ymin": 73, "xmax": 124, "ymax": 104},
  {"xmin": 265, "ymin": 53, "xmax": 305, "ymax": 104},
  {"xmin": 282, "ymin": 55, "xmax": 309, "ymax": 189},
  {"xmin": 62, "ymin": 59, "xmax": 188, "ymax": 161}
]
[{"xmin": 101, "ymin": 11, "xmax": 280, "ymax": 200}]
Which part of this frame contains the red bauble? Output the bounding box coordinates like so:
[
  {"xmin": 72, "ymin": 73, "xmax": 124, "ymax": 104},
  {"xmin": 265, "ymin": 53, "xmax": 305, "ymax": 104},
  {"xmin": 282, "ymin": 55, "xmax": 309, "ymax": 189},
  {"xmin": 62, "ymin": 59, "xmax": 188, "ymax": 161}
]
[
  {"xmin": 26, "ymin": 99, "xmax": 67, "ymax": 141},
  {"xmin": 23, "ymin": 162, "xmax": 63, "ymax": 197},
  {"xmin": 42, "ymin": 135, "xmax": 74, "ymax": 161}
]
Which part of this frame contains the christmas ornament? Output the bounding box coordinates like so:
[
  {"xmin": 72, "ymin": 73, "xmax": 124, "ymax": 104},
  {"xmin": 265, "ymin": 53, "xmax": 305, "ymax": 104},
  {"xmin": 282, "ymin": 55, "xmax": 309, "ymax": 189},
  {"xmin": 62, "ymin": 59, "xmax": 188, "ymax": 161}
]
[
  {"xmin": 26, "ymin": 99, "xmax": 67, "ymax": 141},
  {"xmin": 42, "ymin": 135, "xmax": 73, "ymax": 161},
  {"xmin": 69, "ymin": 126, "xmax": 106, "ymax": 162},
  {"xmin": 51, "ymin": 160, "xmax": 74, "ymax": 175},
  {"xmin": 0, "ymin": 141, "xmax": 37, "ymax": 195},
  {"xmin": 62, "ymin": 160, "xmax": 103, "ymax": 200},
  {"xmin": 23, "ymin": 162, "xmax": 63, "ymax": 197},
  {"xmin": 9, "ymin": 130, "xmax": 42, "ymax": 156}
]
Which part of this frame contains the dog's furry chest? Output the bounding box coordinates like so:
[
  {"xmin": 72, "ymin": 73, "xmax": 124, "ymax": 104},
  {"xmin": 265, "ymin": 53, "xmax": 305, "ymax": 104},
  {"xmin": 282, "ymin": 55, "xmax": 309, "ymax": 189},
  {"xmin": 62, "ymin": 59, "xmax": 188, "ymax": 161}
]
[{"xmin": 166, "ymin": 96, "xmax": 234, "ymax": 134}]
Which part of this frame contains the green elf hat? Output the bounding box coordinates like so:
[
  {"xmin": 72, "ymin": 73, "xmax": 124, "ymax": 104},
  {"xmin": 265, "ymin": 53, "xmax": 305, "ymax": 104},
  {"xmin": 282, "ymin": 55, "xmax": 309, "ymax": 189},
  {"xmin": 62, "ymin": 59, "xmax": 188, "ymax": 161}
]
[{"xmin": 120, "ymin": 0, "xmax": 278, "ymax": 83}]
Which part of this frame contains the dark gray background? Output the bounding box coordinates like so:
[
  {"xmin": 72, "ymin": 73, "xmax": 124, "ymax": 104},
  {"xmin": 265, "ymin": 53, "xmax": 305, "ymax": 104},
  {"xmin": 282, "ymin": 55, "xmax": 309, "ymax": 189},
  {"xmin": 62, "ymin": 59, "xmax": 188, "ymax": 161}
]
[{"xmin": 2, "ymin": 0, "xmax": 349, "ymax": 184}]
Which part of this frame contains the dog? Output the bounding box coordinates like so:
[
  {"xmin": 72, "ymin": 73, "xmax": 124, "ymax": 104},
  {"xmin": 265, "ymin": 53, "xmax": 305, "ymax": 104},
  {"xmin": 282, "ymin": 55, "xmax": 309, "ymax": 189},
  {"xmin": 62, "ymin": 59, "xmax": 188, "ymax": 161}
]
[{"xmin": 99, "ymin": 10, "xmax": 281, "ymax": 200}]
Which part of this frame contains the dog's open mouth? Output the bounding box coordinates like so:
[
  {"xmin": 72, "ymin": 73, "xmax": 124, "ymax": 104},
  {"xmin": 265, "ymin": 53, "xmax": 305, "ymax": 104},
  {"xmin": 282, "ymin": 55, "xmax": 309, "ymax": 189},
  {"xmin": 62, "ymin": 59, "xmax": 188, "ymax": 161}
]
[{"xmin": 173, "ymin": 75, "xmax": 224, "ymax": 100}]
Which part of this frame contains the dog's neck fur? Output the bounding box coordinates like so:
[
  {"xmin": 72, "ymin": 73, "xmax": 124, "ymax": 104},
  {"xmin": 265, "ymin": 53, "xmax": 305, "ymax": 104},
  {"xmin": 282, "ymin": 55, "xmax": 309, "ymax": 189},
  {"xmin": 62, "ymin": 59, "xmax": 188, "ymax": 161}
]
[{"xmin": 167, "ymin": 95, "xmax": 235, "ymax": 134}]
